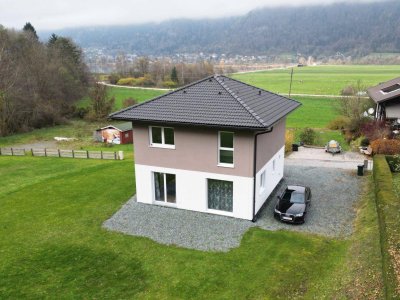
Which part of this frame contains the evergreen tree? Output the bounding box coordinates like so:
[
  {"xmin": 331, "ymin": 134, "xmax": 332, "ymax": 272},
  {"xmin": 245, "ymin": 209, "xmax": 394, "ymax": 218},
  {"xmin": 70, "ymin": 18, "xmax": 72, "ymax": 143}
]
[
  {"xmin": 22, "ymin": 22, "xmax": 38, "ymax": 40},
  {"xmin": 171, "ymin": 66, "xmax": 178, "ymax": 83}
]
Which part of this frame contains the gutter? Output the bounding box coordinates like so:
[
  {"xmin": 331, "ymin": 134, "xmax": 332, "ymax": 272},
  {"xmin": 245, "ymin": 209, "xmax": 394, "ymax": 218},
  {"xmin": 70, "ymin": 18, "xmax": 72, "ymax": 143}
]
[{"xmin": 252, "ymin": 127, "xmax": 274, "ymax": 222}]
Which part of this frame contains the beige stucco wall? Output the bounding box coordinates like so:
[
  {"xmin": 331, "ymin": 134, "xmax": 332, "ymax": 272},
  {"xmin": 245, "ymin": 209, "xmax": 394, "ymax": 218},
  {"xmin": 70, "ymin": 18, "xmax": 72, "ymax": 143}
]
[
  {"xmin": 133, "ymin": 125, "xmax": 255, "ymax": 177},
  {"xmin": 255, "ymin": 118, "xmax": 286, "ymax": 173}
]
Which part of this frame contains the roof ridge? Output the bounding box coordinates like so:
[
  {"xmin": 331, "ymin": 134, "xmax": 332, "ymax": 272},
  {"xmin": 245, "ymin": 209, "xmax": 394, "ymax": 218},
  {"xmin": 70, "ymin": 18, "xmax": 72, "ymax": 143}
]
[
  {"xmin": 109, "ymin": 75, "xmax": 216, "ymax": 119},
  {"xmin": 214, "ymin": 75, "xmax": 266, "ymax": 127},
  {"xmin": 223, "ymin": 75, "xmax": 301, "ymax": 106}
]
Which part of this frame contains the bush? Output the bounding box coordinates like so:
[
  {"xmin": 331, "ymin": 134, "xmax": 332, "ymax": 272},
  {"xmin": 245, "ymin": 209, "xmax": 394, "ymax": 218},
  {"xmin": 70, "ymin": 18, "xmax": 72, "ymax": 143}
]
[
  {"xmin": 108, "ymin": 73, "xmax": 120, "ymax": 84},
  {"xmin": 340, "ymin": 85, "xmax": 356, "ymax": 96},
  {"xmin": 361, "ymin": 120, "xmax": 390, "ymax": 142},
  {"xmin": 117, "ymin": 77, "xmax": 136, "ymax": 86},
  {"xmin": 370, "ymin": 139, "xmax": 400, "ymax": 155},
  {"xmin": 299, "ymin": 127, "xmax": 316, "ymax": 145},
  {"xmin": 122, "ymin": 98, "xmax": 137, "ymax": 108},
  {"xmin": 327, "ymin": 116, "xmax": 350, "ymax": 130},
  {"xmin": 285, "ymin": 129, "xmax": 294, "ymax": 154},
  {"xmin": 373, "ymin": 155, "xmax": 400, "ymax": 298},
  {"xmin": 360, "ymin": 137, "xmax": 370, "ymax": 147},
  {"xmin": 162, "ymin": 80, "xmax": 178, "ymax": 88}
]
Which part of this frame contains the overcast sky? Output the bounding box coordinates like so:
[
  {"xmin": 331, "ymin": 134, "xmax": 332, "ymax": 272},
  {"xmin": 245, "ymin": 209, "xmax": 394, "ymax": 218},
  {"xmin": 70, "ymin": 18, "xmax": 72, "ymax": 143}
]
[{"xmin": 0, "ymin": 0, "xmax": 383, "ymax": 30}]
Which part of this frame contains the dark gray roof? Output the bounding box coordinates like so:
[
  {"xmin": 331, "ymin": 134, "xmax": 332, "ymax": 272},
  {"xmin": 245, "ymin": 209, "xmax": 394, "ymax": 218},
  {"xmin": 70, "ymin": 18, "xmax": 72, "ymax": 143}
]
[
  {"xmin": 367, "ymin": 77, "xmax": 400, "ymax": 103},
  {"xmin": 110, "ymin": 75, "xmax": 301, "ymax": 130}
]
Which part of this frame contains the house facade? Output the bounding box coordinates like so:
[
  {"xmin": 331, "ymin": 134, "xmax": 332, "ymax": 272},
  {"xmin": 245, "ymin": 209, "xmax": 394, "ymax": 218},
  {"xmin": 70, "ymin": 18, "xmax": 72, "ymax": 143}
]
[
  {"xmin": 367, "ymin": 77, "xmax": 400, "ymax": 123},
  {"xmin": 110, "ymin": 75, "xmax": 300, "ymax": 220}
]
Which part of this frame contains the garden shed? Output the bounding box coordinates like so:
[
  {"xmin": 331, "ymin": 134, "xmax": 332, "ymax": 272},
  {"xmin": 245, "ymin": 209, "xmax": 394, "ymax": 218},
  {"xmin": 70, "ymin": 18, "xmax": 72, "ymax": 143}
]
[{"xmin": 94, "ymin": 122, "xmax": 133, "ymax": 144}]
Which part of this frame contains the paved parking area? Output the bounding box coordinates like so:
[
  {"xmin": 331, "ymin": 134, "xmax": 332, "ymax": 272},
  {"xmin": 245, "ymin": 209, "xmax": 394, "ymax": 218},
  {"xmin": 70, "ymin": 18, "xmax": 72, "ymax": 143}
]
[
  {"xmin": 286, "ymin": 146, "xmax": 372, "ymax": 170},
  {"xmin": 103, "ymin": 164, "xmax": 362, "ymax": 252}
]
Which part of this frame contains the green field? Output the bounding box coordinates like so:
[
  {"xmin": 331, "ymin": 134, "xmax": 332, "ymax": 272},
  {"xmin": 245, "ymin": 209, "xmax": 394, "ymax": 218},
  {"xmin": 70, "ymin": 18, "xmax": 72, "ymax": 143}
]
[
  {"xmin": 78, "ymin": 86, "xmax": 166, "ymax": 109},
  {"xmin": 0, "ymin": 152, "xmax": 382, "ymax": 298},
  {"xmin": 231, "ymin": 65, "xmax": 400, "ymax": 95}
]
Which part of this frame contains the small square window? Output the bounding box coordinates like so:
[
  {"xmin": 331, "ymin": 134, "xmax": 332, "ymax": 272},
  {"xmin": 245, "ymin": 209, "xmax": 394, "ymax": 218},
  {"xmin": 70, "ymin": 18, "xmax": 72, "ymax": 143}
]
[
  {"xmin": 220, "ymin": 132, "xmax": 233, "ymax": 148},
  {"xmin": 150, "ymin": 126, "xmax": 175, "ymax": 148}
]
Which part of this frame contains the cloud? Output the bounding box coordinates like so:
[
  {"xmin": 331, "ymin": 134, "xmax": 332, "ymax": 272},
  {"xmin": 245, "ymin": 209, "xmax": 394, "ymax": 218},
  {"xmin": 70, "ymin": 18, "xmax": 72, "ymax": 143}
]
[{"xmin": 0, "ymin": 0, "xmax": 383, "ymax": 30}]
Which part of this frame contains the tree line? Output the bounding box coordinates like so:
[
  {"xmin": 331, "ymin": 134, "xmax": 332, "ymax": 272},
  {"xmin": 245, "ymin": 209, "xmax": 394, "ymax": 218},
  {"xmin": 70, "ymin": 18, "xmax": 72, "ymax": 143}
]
[
  {"xmin": 109, "ymin": 56, "xmax": 224, "ymax": 88},
  {"xmin": 0, "ymin": 23, "xmax": 90, "ymax": 136}
]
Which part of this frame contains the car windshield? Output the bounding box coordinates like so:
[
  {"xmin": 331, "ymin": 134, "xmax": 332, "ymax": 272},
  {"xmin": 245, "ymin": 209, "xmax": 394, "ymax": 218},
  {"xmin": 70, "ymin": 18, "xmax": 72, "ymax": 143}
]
[{"xmin": 289, "ymin": 191, "xmax": 305, "ymax": 204}]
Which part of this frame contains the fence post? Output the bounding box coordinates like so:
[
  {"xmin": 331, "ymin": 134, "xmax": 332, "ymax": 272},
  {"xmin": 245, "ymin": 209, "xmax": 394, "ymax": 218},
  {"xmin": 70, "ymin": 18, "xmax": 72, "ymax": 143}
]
[
  {"xmin": 23, "ymin": 149, "xmax": 26, "ymax": 156},
  {"xmin": 44, "ymin": 148, "xmax": 47, "ymax": 157},
  {"xmin": 31, "ymin": 148, "xmax": 34, "ymax": 156},
  {"xmin": 72, "ymin": 150, "xmax": 75, "ymax": 158},
  {"xmin": 101, "ymin": 150, "xmax": 103, "ymax": 159},
  {"xmin": 58, "ymin": 149, "xmax": 61, "ymax": 157},
  {"xmin": 11, "ymin": 148, "xmax": 14, "ymax": 156},
  {"xmin": 114, "ymin": 152, "xmax": 117, "ymax": 160},
  {"xmin": 87, "ymin": 150, "xmax": 89, "ymax": 159},
  {"xmin": 0, "ymin": 148, "xmax": 2, "ymax": 155}
]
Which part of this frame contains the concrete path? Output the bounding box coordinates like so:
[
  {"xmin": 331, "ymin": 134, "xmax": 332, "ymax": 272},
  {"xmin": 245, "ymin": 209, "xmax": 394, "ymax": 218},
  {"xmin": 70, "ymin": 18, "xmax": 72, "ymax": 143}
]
[{"xmin": 98, "ymin": 82, "xmax": 171, "ymax": 91}]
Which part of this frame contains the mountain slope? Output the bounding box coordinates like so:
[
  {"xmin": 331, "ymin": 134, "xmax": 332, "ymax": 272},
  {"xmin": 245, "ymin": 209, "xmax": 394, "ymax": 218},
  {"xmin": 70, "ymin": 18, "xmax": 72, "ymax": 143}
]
[{"xmin": 39, "ymin": 0, "xmax": 400, "ymax": 57}]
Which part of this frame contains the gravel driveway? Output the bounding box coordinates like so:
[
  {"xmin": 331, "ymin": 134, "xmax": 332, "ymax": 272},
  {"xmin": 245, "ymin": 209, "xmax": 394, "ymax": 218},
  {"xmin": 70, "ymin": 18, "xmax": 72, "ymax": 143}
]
[{"xmin": 103, "ymin": 165, "xmax": 361, "ymax": 251}]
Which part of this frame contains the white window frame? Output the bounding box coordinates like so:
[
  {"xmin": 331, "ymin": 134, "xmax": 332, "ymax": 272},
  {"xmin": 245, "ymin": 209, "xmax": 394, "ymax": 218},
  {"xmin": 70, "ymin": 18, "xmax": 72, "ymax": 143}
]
[
  {"xmin": 218, "ymin": 131, "xmax": 234, "ymax": 168},
  {"xmin": 259, "ymin": 170, "xmax": 266, "ymax": 193},
  {"xmin": 152, "ymin": 172, "xmax": 177, "ymax": 205},
  {"xmin": 149, "ymin": 126, "xmax": 175, "ymax": 149}
]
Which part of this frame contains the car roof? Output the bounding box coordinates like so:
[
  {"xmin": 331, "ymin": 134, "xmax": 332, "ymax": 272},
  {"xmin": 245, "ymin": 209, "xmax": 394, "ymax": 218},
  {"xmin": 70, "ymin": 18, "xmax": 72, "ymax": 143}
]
[{"xmin": 287, "ymin": 185, "xmax": 306, "ymax": 193}]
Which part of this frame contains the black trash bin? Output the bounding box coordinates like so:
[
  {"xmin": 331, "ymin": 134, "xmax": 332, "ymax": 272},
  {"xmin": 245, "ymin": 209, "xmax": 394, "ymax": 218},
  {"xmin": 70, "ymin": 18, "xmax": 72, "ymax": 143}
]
[
  {"xmin": 357, "ymin": 164, "xmax": 364, "ymax": 176},
  {"xmin": 292, "ymin": 144, "xmax": 299, "ymax": 152}
]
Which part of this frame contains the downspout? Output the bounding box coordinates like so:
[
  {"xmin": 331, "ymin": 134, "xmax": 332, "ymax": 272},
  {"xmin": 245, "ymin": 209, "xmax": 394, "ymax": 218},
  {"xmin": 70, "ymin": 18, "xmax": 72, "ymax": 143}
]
[{"xmin": 252, "ymin": 127, "xmax": 274, "ymax": 222}]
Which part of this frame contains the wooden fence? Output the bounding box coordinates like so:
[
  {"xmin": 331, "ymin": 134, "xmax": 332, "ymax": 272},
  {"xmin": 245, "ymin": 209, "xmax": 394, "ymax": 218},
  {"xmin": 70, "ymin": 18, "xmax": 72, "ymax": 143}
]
[{"xmin": 0, "ymin": 148, "xmax": 123, "ymax": 160}]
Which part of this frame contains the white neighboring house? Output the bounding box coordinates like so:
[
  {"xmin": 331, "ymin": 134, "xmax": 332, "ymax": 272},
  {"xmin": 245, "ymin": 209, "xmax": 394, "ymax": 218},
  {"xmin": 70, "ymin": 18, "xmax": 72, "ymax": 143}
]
[{"xmin": 110, "ymin": 75, "xmax": 300, "ymax": 221}]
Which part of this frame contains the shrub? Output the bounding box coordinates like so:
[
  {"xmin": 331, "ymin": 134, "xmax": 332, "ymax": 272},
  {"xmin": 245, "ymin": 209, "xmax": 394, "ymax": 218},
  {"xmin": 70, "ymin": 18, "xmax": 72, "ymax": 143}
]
[
  {"xmin": 108, "ymin": 73, "xmax": 120, "ymax": 84},
  {"xmin": 340, "ymin": 85, "xmax": 355, "ymax": 96},
  {"xmin": 370, "ymin": 139, "xmax": 400, "ymax": 155},
  {"xmin": 162, "ymin": 80, "xmax": 178, "ymax": 88},
  {"xmin": 117, "ymin": 77, "xmax": 136, "ymax": 86},
  {"xmin": 360, "ymin": 137, "xmax": 370, "ymax": 147},
  {"xmin": 373, "ymin": 155, "xmax": 400, "ymax": 297},
  {"xmin": 299, "ymin": 127, "xmax": 316, "ymax": 145},
  {"xmin": 122, "ymin": 98, "xmax": 137, "ymax": 108},
  {"xmin": 361, "ymin": 120, "xmax": 390, "ymax": 142},
  {"xmin": 386, "ymin": 155, "xmax": 400, "ymax": 172},
  {"xmin": 327, "ymin": 116, "xmax": 350, "ymax": 130},
  {"xmin": 285, "ymin": 129, "xmax": 294, "ymax": 154}
]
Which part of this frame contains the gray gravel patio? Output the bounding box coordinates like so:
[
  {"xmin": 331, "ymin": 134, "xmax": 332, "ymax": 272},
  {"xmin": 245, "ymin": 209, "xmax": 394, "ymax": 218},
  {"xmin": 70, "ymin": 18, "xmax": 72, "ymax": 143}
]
[{"xmin": 103, "ymin": 164, "xmax": 362, "ymax": 252}]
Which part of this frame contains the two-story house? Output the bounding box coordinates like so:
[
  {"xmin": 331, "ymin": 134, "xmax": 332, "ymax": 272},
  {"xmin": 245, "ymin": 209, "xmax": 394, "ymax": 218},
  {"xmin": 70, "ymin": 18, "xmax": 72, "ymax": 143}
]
[{"xmin": 110, "ymin": 75, "xmax": 300, "ymax": 221}]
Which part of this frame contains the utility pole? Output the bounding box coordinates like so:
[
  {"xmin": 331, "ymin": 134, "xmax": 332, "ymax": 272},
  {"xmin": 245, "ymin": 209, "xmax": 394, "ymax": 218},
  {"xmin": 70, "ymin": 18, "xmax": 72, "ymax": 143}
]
[{"xmin": 289, "ymin": 68, "xmax": 294, "ymax": 97}]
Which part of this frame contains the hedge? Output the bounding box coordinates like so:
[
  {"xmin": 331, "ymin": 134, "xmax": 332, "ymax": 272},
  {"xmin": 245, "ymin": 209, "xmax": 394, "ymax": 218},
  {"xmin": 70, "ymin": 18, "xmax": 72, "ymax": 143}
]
[{"xmin": 373, "ymin": 155, "xmax": 400, "ymax": 298}]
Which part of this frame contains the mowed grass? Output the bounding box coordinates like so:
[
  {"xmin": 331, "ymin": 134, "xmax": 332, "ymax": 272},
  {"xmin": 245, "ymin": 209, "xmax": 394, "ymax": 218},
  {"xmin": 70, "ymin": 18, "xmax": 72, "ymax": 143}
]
[
  {"xmin": 0, "ymin": 156, "xmax": 351, "ymax": 299},
  {"xmin": 287, "ymin": 96, "xmax": 339, "ymax": 128},
  {"xmin": 78, "ymin": 86, "xmax": 166, "ymax": 109},
  {"xmin": 231, "ymin": 65, "xmax": 400, "ymax": 95}
]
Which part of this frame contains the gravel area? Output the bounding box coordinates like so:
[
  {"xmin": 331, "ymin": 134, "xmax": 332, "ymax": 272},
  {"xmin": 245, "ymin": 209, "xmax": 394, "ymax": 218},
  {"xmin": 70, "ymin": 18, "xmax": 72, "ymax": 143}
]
[{"xmin": 103, "ymin": 165, "xmax": 362, "ymax": 251}]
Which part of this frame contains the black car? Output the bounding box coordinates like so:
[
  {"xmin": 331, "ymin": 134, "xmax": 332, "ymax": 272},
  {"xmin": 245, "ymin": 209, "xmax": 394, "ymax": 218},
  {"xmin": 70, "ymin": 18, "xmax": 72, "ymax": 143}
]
[{"xmin": 274, "ymin": 185, "xmax": 311, "ymax": 224}]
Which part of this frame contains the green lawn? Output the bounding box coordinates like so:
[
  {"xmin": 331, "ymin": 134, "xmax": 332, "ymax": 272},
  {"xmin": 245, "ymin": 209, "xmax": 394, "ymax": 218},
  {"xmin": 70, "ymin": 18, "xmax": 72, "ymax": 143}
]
[
  {"xmin": 287, "ymin": 96, "xmax": 339, "ymax": 128},
  {"xmin": 78, "ymin": 86, "xmax": 166, "ymax": 109},
  {"xmin": 0, "ymin": 153, "xmax": 383, "ymax": 298},
  {"xmin": 231, "ymin": 65, "xmax": 400, "ymax": 96}
]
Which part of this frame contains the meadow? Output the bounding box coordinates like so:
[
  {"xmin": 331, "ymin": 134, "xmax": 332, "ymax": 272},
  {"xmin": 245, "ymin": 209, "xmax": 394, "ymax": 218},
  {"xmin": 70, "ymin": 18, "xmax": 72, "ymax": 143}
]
[
  {"xmin": 0, "ymin": 153, "xmax": 382, "ymax": 299},
  {"xmin": 231, "ymin": 65, "xmax": 400, "ymax": 95},
  {"xmin": 0, "ymin": 65, "xmax": 387, "ymax": 298}
]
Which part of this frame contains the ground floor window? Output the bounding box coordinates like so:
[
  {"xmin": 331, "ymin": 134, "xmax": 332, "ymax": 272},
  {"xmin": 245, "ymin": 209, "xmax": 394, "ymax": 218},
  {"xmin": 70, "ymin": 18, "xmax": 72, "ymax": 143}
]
[
  {"xmin": 154, "ymin": 172, "xmax": 176, "ymax": 203},
  {"xmin": 207, "ymin": 179, "xmax": 233, "ymax": 212}
]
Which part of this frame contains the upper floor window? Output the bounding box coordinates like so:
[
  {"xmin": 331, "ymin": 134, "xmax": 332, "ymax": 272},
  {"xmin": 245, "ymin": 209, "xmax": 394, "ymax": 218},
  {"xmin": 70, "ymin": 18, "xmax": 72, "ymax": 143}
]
[
  {"xmin": 149, "ymin": 126, "xmax": 175, "ymax": 149},
  {"xmin": 218, "ymin": 131, "xmax": 234, "ymax": 167}
]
